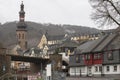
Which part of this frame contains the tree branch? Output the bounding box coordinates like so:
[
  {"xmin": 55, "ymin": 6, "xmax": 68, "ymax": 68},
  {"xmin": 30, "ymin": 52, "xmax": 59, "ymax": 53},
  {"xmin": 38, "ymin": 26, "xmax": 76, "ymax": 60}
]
[
  {"xmin": 105, "ymin": 0, "xmax": 120, "ymax": 16},
  {"xmin": 108, "ymin": 12, "xmax": 120, "ymax": 26}
]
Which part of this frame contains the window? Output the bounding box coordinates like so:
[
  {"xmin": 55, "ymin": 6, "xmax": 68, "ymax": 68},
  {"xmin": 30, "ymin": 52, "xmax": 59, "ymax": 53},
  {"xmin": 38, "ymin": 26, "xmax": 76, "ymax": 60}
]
[
  {"xmin": 113, "ymin": 65, "xmax": 117, "ymax": 72},
  {"xmin": 99, "ymin": 66, "xmax": 102, "ymax": 72},
  {"xmin": 81, "ymin": 67, "xmax": 85, "ymax": 73},
  {"xmin": 95, "ymin": 66, "xmax": 98, "ymax": 72},
  {"xmin": 82, "ymin": 55, "xmax": 84, "ymax": 60},
  {"xmin": 76, "ymin": 67, "xmax": 80, "ymax": 73},
  {"xmin": 85, "ymin": 54, "xmax": 90, "ymax": 60},
  {"xmin": 94, "ymin": 53, "xmax": 101, "ymax": 59},
  {"xmin": 25, "ymin": 42, "xmax": 27, "ymax": 49},
  {"xmin": 19, "ymin": 33, "xmax": 21, "ymax": 39},
  {"xmin": 70, "ymin": 68, "xmax": 75, "ymax": 73},
  {"xmin": 98, "ymin": 54, "xmax": 101, "ymax": 59},
  {"xmin": 88, "ymin": 55, "xmax": 90, "ymax": 59},
  {"xmin": 76, "ymin": 55, "xmax": 80, "ymax": 63},
  {"xmin": 106, "ymin": 66, "xmax": 110, "ymax": 72},
  {"xmin": 107, "ymin": 51, "xmax": 113, "ymax": 60},
  {"xmin": 94, "ymin": 66, "xmax": 102, "ymax": 72},
  {"xmin": 94, "ymin": 54, "xmax": 98, "ymax": 59},
  {"xmin": 22, "ymin": 34, "xmax": 24, "ymax": 39},
  {"xmin": 65, "ymin": 48, "xmax": 68, "ymax": 53},
  {"xmin": 18, "ymin": 41, "xmax": 21, "ymax": 45}
]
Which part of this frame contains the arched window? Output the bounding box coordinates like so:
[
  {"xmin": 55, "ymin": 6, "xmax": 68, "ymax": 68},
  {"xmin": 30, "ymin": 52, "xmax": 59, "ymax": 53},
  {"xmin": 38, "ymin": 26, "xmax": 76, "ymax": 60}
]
[
  {"xmin": 25, "ymin": 42, "xmax": 27, "ymax": 49},
  {"xmin": 22, "ymin": 34, "xmax": 24, "ymax": 39},
  {"xmin": 19, "ymin": 33, "xmax": 21, "ymax": 39}
]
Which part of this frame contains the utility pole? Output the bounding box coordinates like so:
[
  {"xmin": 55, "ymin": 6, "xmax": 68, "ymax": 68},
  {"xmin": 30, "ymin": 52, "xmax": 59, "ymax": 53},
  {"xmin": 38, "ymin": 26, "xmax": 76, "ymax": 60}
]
[{"xmin": 41, "ymin": 63, "xmax": 42, "ymax": 73}]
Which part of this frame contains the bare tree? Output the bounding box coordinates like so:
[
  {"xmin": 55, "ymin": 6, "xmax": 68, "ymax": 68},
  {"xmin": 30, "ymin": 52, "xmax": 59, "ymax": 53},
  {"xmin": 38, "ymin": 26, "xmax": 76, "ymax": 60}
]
[{"xmin": 89, "ymin": 0, "xmax": 120, "ymax": 28}]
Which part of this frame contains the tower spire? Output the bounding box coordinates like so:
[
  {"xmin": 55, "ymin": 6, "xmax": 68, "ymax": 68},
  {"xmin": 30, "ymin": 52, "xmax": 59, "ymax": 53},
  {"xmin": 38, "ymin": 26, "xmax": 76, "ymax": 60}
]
[
  {"xmin": 16, "ymin": 1, "xmax": 27, "ymax": 50},
  {"xmin": 21, "ymin": 1, "xmax": 24, "ymax": 11},
  {"xmin": 19, "ymin": 1, "xmax": 25, "ymax": 22}
]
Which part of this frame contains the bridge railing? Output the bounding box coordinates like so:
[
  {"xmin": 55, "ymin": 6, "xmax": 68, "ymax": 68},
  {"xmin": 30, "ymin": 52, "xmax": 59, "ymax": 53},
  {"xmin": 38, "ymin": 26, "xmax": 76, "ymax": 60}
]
[
  {"xmin": 5, "ymin": 49, "xmax": 13, "ymax": 55},
  {"xmin": 6, "ymin": 48, "xmax": 50, "ymax": 59}
]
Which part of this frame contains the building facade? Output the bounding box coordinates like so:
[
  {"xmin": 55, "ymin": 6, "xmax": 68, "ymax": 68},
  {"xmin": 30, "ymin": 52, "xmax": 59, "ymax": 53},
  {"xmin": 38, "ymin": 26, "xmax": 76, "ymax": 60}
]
[
  {"xmin": 69, "ymin": 30, "xmax": 120, "ymax": 78},
  {"xmin": 71, "ymin": 33, "xmax": 100, "ymax": 41}
]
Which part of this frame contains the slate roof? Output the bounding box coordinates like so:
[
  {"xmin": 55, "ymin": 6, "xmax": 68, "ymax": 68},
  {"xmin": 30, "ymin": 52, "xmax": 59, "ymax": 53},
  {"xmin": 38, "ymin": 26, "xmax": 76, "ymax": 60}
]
[
  {"xmin": 94, "ymin": 33, "xmax": 117, "ymax": 52},
  {"xmin": 80, "ymin": 34, "xmax": 109, "ymax": 53},
  {"xmin": 15, "ymin": 46, "xmax": 43, "ymax": 56},
  {"xmin": 33, "ymin": 48, "xmax": 42, "ymax": 54},
  {"xmin": 76, "ymin": 30, "xmax": 120, "ymax": 54},
  {"xmin": 17, "ymin": 48, "xmax": 24, "ymax": 55},
  {"xmin": 46, "ymin": 34, "xmax": 65, "ymax": 41},
  {"xmin": 0, "ymin": 42, "xmax": 4, "ymax": 48},
  {"xmin": 76, "ymin": 40, "xmax": 95, "ymax": 54},
  {"xmin": 27, "ymin": 38, "xmax": 40, "ymax": 48},
  {"xmin": 60, "ymin": 39, "xmax": 79, "ymax": 48},
  {"xmin": 47, "ymin": 44, "xmax": 60, "ymax": 51},
  {"xmin": 17, "ymin": 22, "xmax": 27, "ymax": 29}
]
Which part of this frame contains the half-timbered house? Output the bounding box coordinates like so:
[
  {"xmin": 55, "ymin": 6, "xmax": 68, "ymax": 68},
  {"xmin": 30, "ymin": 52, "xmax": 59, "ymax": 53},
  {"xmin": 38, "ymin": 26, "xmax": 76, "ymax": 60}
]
[{"xmin": 69, "ymin": 28, "xmax": 120, "ymax": 78}]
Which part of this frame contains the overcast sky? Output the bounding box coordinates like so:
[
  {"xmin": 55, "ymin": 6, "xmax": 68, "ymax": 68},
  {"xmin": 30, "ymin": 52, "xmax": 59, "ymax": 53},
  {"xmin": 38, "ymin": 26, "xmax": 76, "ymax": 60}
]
[{"xmin": 0, "ymin": 0, "xmax": 102, "ymax": 29}]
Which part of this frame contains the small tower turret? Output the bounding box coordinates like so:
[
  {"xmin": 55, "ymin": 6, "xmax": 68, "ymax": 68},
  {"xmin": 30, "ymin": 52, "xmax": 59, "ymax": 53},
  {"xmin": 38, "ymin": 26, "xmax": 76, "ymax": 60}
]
[{"xmin": 19, "ymin": 1, "xmax": 25, "ymax": 22}]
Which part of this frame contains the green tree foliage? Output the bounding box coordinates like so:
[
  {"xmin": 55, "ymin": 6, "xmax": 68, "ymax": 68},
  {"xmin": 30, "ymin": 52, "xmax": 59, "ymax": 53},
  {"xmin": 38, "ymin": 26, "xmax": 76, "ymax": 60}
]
[{"xmin": 37, "ymin": 78, "xmax": 44, "ymax": 80}]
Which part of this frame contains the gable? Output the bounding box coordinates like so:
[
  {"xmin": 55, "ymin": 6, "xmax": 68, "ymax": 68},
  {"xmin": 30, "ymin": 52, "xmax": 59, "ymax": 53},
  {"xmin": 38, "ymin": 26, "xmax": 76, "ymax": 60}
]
[
  {"xmin": 93, "ymin": 33, "xmax": 117, "ymax": 52},
  {"xmin": 10, "ymin": 45, "xmax": 21, "ymax": 55},
  {"xmin": 37, "ymin": 34, "xmax": 47, "ymax": 49},
  {"xmin": 105, "ymin": 34, "xmax": 120, "ymax": 50}
]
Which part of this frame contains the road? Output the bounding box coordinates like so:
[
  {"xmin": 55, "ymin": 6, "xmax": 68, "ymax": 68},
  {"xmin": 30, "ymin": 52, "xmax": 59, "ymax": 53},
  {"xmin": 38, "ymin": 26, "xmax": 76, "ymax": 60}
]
[{"xmin": 66, "ymin": 77, "xmax": 115, "ymax": 80}]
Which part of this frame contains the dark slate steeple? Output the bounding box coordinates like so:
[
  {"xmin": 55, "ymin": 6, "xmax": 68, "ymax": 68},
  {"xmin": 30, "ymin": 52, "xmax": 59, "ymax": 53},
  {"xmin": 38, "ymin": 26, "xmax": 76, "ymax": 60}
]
[
  {"xmin": 19, "ymin": 1, "xmax": 25, "ymax": 22},
  {"xmin": 16, "ymin": 1, "xmax": 27, "ymax": 50},
  {"xmin": 17, "ymin": 1, "xmax": 27, "ymax": 29}
]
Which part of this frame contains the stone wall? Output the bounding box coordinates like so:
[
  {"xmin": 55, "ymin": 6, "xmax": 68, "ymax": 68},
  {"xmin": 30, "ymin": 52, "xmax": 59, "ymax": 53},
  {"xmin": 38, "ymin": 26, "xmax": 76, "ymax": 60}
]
[{"xmin": 0, "ymin": 48, "xmax": 11, "ymax": 76}]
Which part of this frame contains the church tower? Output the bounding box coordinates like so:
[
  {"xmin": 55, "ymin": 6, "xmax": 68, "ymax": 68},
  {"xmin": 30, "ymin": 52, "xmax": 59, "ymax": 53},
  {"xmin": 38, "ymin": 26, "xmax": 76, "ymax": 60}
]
[{"xmin": 16, "ymin": 1, "xmax": 27, "ymax": 50}]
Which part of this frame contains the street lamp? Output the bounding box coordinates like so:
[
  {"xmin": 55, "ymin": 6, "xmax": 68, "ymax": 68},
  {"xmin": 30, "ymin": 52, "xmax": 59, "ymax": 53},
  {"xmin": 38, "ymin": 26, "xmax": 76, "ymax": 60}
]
[{"xmin": 2, "ymin": 65, "xmax": 6, "ymax": 72}]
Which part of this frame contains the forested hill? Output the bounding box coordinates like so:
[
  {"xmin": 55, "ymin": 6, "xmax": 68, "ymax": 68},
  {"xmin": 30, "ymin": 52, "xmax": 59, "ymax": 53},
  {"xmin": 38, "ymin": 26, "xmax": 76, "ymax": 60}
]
[{"xmin": 0, "ymin": 21, "xmax": 100, "ymax": 48}]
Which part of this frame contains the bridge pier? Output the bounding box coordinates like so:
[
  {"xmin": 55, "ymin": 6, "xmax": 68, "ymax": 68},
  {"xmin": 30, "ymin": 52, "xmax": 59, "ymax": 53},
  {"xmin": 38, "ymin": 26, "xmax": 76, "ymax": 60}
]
[{"xmin": 30, "ymin": 62, "xmax": 47, "ymax": 74}]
